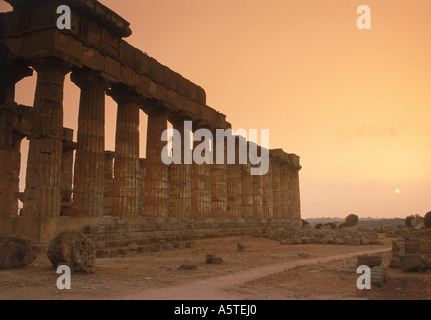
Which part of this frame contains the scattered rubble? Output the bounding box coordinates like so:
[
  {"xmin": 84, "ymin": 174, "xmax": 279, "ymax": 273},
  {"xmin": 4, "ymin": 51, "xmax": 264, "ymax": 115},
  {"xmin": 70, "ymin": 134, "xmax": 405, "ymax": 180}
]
[{"xmin": 262, "ymin": 225, "xmax": 382, "ymax": 246}]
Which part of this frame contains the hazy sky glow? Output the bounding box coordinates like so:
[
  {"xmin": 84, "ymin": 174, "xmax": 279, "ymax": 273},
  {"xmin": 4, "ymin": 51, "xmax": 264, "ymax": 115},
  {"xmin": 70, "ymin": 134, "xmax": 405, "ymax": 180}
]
[{"xmin": 1, "ymin": 0, "xmax": 430, "ymax": 219}]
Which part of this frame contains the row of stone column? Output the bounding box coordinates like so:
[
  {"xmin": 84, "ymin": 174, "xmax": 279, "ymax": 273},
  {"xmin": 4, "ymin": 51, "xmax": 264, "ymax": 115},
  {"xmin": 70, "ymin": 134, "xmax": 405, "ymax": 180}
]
[
  {"xmin": 102, "ymin": 116, "xmax": 301, "ymax": 220},
  {"xmin": 0, "ymin": 57, "xmax": 301, "ymax": 220}
]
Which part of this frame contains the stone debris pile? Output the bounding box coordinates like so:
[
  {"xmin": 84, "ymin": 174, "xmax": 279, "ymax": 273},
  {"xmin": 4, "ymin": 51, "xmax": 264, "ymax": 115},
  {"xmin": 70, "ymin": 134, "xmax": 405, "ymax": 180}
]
[{"xmin": 261, "ymin": 225, "xmax": 383, "ymax": 246}]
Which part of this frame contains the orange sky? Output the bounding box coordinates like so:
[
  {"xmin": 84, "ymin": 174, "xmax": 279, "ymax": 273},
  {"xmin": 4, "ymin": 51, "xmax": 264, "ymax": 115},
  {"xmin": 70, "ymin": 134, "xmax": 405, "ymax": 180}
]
[{"xmin": 2, "ymin": 0, "xmax": 431, "ymax": 219}]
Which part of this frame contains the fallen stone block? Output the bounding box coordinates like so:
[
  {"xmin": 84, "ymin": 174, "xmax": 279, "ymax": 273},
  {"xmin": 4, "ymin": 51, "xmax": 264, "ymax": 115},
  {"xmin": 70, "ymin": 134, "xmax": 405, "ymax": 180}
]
[
  {"xmin": 357, "ymin": 255, "xmax": 382, "ymax": 268},
  {"xmin": 0, "ymin": 235, "xmax": 36, "ymax": 269},
  {"xmin": 47, "ymin": 230, "xmax": 96, "ymax": 274},
  {"xmin": 206, "ymin": 254, "xmax": 223, "ymax": 265},
  {"xmin": 371, "ymin": 266, "xmax": 386, "ymax": 287},
  {"xmin": 128, "ymin": 243, "xmax": 138, "ymax": 251}
]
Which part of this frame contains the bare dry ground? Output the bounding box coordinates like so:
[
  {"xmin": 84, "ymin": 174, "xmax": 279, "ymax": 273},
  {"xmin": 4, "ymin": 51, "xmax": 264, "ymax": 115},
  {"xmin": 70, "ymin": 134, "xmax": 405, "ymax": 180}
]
[{"xmin": 0, "ymin": 235, "xmax": 429, "ymax": 300}]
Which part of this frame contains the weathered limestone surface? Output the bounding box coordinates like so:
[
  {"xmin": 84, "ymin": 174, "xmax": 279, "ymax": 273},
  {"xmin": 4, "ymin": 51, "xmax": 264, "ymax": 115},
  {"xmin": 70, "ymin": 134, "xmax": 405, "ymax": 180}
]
[
  {"xmin": 211, "ymin": 139, "xmax": 227, "ymax": 218},
  {"xmin": 71, "ymin": 70, "xmax": 109, "ymax": 217},
  {"xmin": 103, "ymin": 151, "xmax": 115, "ymax": 216},
  {"xmin": 288, "ymin": 154, "xmax": 302, "ymax": 220},
  {"xmin": 144, "ymin": 112, "xmax": 169, "ymax": 217},
  {"xmin": 191, "ymin": 136, "xmax": 211, "ymax": 218},
  {"xmin": 169, "ymin": 120, "xmax": 191, "ymax": 217},
  {"xmin": 226, "ymin": 139, "xmax": 241, "ymax": 218},
  {"xmin": 24, "ymin": 58, "xmax": 70, "ymax": 218},
  {"xmin": 262, "ymin": 158, "xmax": 274, "ymax": 218},
  {"xmin": 47, "ymin": 229, "xmax": 96, "ymax": 274},
  {"xmin": 139, "ymin": 158, "xmax": 146, "ymax": 215},
  {"xmin": 111, "ymin": 89, "xmax": 140, "ymax": 217},
  {"xmin": 241, "ymin": 164, "xmax": 254, "ymax": 218},
  {"xmin": 270, "ymin": 155, "xmax": 282, "ymax": 219},
  {"xmin": 227, "ymin": 163, "xmax": 242, "ymax": 218},
  {"xmin": 0, "ymin": 235, "xmax": 36, "ymax": 269},
  {"xmin": 61, "ymin": 128, "xmax": 75, "ymax": 212}
]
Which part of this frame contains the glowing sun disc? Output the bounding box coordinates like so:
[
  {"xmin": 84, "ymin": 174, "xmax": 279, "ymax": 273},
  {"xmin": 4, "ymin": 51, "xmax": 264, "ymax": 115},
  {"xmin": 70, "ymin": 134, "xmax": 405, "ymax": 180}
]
[{"xmin": 394, "ymin": 188, "xmax": 401, "ymax": 194}]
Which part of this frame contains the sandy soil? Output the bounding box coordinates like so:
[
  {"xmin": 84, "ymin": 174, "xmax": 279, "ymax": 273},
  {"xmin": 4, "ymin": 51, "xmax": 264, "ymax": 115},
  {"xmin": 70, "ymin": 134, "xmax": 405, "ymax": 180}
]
[{"xmin": 0, "ymin": 235, "xmax": 428, "ymax": 300}]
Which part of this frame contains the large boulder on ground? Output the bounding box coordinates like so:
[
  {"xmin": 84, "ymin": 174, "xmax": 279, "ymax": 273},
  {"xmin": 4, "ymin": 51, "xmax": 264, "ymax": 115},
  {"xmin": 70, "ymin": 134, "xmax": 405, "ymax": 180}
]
[
  {"xmin": 47, "ymin": 230, "xmax": 96, "ymax": 274},
  {"xmin": 0, "ymin": 235, "xmax": 36, "ymax": 269}
]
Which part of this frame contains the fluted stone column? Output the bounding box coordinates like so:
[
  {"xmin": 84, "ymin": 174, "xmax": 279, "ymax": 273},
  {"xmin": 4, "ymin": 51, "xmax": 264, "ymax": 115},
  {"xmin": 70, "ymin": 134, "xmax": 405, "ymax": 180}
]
[
  {"xmin": 252, "ymin": 173, "xmax": 263, "ymax": 218},
  {"xmin": 10, "ymin": 137, "xmax": 22, "ymax": 215},
  {"xmin": 279, "ymin": 159, "xmax": 290, "ymax": 219},
  {"xmin": 270, "ymin": 154, "xmax": 282, "ymax": 219},
  {"xmin": 287, "ymin": 154, "xmax": 301, "ymax": 220},
  {"xmin": 139, "ymin": 158, "xmax": 146, "ymax": 215},
  {"xmin": 211, "ymin": 135, "xmax": 227, "ymax": 218},
  {"xmin": 60, "ymin": 128, "xmax": 75, "ymax": 209},
  {"xmin": 0, "ymin": 54, "xmax": 32, "ymax": 216},
  {"xmin": 103, "ymin": 151, "xmax": 114, "ymax": 216},
  {"xmin": 24, "ymin": 59, "xmax": 70, "ymax": 217},
  {"xmin": 262, "ymin": 155, "xmax": 274, "ymax": 219},
  {"xmin": 226, "ymin": 139, "xmax": 241, "ymax": 218},
  {"xmin": 191, "ymin": 136, "xmax": 211, "ymax": 218},
  {"xmin": 111, "ymin": 90, "xmax": 140, "ymax": 217},
  {"xmin": 240, "ymin": 163, "xmax": 254, "ymax": 218},
  {"xmin": 169, "ymin": 119, "xmax": 191, "ymax": 217},
  {"xmin": 143, "ymin": 112, "xmax": 169, "ymax": 217},
  {"xmin": 71, "ymin": 70, "xmax": 109, "ymax": 217},
  {"xmin": 291, "ymin": 168, "xmax": 301, "ymax": 220},
  {"xmin": 0, "ymin": 59, "xmax": 30, "ymax": 216}
]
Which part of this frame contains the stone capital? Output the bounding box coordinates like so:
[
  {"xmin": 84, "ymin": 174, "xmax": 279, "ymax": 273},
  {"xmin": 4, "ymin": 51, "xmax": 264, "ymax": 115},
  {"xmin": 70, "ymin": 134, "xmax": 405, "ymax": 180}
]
[
  {"xmin": 70, "ymin": 69, "xmax": 110, "ymax": 90},
  {"xmin": 3, "ymin": 64, "xmax": 33, "ymax": 85},
  {"xmin": 107, "ymin": 86, "xmax": 143, "ymax": 106},
  {"xmin": 168, "ymin": 113, "xmax": 192, "ymax": 129},
  {"xmin": 31, "ymin": 58, "xmax": 71, "ymax": 75},
  {"xmin": 142, "ymin": 99, "xmax": 170, "ymax": 117}
]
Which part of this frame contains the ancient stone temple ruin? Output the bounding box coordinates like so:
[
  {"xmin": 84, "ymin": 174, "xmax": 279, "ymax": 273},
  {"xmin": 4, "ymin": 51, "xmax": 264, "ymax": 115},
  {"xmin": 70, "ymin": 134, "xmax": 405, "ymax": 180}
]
[{"xmin": 0, "ymin": 0, "xmax": 302, "ymax": 247}]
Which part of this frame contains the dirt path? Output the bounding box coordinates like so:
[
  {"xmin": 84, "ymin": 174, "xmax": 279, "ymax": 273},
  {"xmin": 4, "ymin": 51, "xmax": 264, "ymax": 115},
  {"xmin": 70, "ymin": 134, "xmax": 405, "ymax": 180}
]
[{"xmin": 118, "ymin": 247, "xmax": 391, "ymax": 300}]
